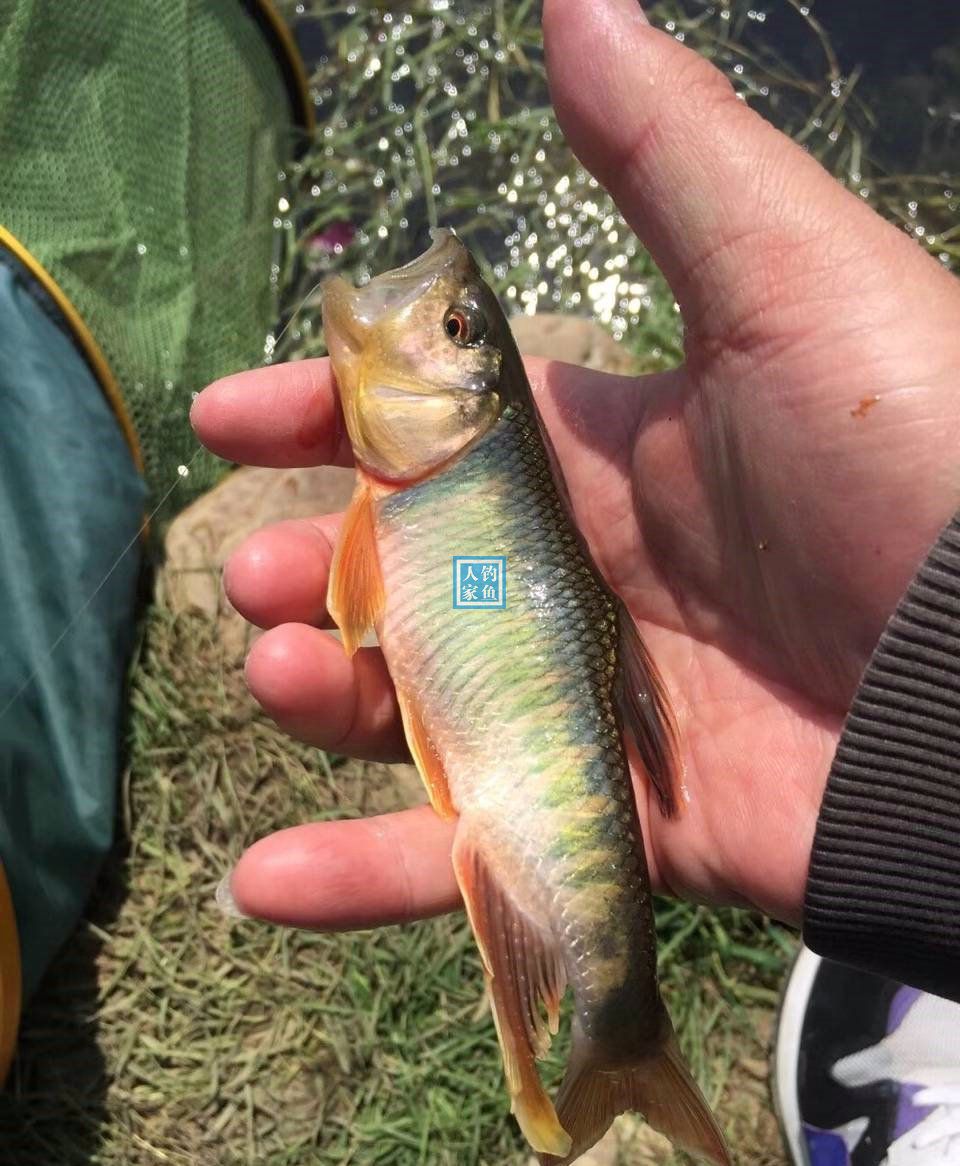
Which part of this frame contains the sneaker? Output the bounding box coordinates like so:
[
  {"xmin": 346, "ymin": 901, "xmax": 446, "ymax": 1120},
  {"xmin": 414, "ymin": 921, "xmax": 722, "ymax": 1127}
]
[{"xmin": 774, "ymin": 945, "xmax": 960, "ymax": 1165}]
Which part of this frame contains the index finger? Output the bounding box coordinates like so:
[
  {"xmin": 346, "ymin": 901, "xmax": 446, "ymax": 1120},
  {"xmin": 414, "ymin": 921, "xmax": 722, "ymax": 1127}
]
[{"xmin": 190, "ymin": 358, "xmax": 354, "ymax": 469}]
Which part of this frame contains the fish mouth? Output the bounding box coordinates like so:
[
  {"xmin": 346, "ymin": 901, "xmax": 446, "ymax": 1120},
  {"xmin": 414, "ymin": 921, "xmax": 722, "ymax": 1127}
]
[
  {"xmin": 388, "ymin": 227, "xmax": 465, "ymax": 280},
  {"xmin": 321, "ymin": 228, "xmax": 473, "ymax": 338},
  {"xmin": 320, "ymin": 274, "xmax": 366, "ymax": 353}
]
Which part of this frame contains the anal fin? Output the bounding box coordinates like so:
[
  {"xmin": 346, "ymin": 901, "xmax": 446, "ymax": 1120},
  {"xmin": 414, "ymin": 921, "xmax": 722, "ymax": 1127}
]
[
  {"xmin": 395, "ymin": 688, "xmax": 456, "ymax": 820},
  {"xmin": 452, "ymin": 829, "xmax": 570, "ymax": 1157},
  {"xmin": 615, "ymin": 604, "xmax": 682, "ymax": 818},
  {"xmin": 327, "ymin": 478, "xmax": 385, "ymax": 657}
]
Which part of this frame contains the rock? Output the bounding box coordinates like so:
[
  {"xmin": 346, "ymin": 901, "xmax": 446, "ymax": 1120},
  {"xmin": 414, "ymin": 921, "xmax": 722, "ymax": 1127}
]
[
  {"xmin": 509, "ymin": 313, "xmax": 636, "ymax": 375},
  {"xmin": 526, "ymin": 1125, "xmax": 619, "ymax": 1166},
  {"xmin": 615, "ymin": 1114, "xmax": 674, "ymax": 1165},
  {"xmin": 158, "ymin": 464, "xmax": 355, "ymax": 658},
  {"xmin": 574, "ymin": 1125, "xmax": 620, "ymax": 1166}
]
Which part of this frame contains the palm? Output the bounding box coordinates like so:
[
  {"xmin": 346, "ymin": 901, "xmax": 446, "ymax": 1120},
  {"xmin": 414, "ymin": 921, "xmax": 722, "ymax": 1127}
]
[
  {"xmin": 194, "ymin": 0, "xmax": 960, "ymax": 933},
  {"xmin": 541, "ymin": 230, "xmax": 960, "ymax": 918},
  {"xmin": 536, "ymin": 359, "xmax": 850, "ymax": 923},
  {"xmin": 525, "ymin": 369, "xmax": 819, "ymax": 921}
]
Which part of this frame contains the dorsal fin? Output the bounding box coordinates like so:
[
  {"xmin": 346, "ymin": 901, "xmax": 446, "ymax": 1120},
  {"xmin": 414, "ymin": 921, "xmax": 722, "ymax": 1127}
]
[
  {"xmin": 614, "ymin": 605, "xmax": 682, "ymax": 818},
  {"xmin": 512, "ymin": 373, "xmax": 681, "ymax": 820},
  {"xmin": 327, "ymin": 477, "xmax": 385, "ymax": 657}
]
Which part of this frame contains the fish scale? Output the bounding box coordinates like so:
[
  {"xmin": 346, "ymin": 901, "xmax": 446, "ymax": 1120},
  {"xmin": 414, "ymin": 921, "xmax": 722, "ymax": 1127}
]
[{"xmin": 376, "ymin": 399, "xmax": 656, "ymax": 1023}]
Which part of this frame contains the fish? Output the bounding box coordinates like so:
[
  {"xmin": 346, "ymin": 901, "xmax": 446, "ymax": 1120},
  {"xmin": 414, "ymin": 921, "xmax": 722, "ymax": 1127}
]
[{"xmin": 321, "ymin": 229, "xmax": 729, "ymax": 1166}]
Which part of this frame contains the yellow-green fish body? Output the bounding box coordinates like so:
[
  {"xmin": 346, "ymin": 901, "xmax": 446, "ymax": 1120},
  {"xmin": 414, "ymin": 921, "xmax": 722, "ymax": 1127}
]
[
  {"xmin": 322, "ymin": 230, "xmax": 729, "ymax": 1165},
  {"xmin": 377, "ymin": 395, "xmax": 658, "ymax": 1015}
]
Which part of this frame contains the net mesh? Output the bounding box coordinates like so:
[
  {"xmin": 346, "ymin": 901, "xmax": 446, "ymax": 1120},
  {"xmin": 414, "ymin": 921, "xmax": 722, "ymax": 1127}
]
[{"xmin": 0, "ymin": 0, "xmax": 308, "ymax": 524}]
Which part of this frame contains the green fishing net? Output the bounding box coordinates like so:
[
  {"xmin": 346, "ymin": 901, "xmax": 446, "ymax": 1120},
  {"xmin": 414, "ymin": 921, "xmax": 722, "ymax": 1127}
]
[{"xmin": 0, "ymin": 0, "xmax": 311, "ymax": 524}]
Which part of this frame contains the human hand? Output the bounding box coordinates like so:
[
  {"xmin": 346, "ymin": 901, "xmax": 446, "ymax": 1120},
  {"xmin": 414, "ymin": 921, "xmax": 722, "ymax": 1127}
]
[{"xmin": 192, "ymin": 0, "xmax": 960, "ymax": 930}]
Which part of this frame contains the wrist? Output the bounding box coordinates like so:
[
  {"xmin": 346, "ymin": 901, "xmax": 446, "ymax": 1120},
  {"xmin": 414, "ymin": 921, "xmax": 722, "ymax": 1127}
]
[{"xmin": 803, "ymin": 512, "xmax": 960, "ymax": 998}]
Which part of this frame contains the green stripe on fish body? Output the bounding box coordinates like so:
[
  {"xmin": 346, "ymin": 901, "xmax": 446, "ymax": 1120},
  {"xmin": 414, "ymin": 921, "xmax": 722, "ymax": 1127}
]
[{"xmin": 376, "ymin": 400, "xmax": 659, "ymax": 1031}]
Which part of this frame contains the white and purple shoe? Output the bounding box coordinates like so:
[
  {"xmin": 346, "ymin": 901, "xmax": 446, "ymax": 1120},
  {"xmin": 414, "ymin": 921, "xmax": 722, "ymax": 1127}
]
[{"xmin": 775, "ymin": 945, "xmax": 960, "ymax": 1165}]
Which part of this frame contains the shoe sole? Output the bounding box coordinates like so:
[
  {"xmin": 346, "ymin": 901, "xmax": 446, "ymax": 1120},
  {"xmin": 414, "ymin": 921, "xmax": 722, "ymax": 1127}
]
[{"xmin": 773, "ymin": 943, "xmax": 822, "ymax": 1166}]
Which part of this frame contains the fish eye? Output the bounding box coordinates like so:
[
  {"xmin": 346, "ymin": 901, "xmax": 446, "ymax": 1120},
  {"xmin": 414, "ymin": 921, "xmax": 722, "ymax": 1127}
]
[{"xmin": 443, "ymin": 304, "xmax": 485, "ymax": 347}]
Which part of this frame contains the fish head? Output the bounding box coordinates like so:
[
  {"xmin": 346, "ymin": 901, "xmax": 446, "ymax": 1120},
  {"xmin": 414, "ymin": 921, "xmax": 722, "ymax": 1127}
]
[{"xmin": 322, "ymin": 229, "xmax": 511, "ymax": 483}]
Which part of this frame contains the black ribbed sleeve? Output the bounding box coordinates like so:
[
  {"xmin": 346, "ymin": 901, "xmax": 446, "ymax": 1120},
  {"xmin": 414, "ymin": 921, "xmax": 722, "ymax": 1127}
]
[{"xmin": 804, "ymin": 514, "xmax": 960, "ymax": 1001}]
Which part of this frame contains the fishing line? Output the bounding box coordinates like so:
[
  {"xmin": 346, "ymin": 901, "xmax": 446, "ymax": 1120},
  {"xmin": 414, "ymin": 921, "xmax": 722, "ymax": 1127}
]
[
  {"xmin": 0, "ymin": 446, "xmax": 204, "ymax": 721},
  {"xmin": 0, "ymin": 276, "xmax": 328, "ymax": 720},
  {"xmin": 270, "ymin": 275, "xmax": 324, "ymax": 354}
]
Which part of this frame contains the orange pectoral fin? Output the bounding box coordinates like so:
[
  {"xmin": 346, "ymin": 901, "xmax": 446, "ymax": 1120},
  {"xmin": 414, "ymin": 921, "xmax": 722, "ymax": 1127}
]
[
  {"xmin": 327, "ymin": 479, "xmax": 385, "ymax": 657},
  {"xmin": 614, "ymin": 603, "xmax": 682, "ymax": 819},
  {"xmin": 395, "ymin": 688, "xmax": 456, "ymax": 820},
  {"xmin": 453, "ymin": 829, "xmax": 570, "ymax": 1158}
]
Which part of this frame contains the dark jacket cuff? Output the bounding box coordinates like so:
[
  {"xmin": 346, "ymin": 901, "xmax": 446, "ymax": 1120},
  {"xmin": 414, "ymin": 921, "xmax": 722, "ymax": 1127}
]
[{"xmin": 803, "ymin": 513, "xmax": 960, "ymax": 1000}]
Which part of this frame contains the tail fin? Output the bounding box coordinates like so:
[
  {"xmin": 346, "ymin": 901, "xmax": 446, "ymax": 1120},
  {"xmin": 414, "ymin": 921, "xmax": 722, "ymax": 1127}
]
[{"xmin": 539, "ymin": 1026, "xmax": 730, "ymax": 1166}]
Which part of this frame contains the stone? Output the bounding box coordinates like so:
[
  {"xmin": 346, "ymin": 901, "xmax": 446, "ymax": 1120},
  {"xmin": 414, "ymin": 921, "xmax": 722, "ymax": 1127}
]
[
  {"xmin": 526, "ymin": 1125, "xmax": 620, "ymax": 1166},
  {"xmin": 158, "ymin": 464, "xmax": 355, "ymax": 657},
  {"xmin": 509, "ymin": 312, "xmax": 636, "ymax": 375}
]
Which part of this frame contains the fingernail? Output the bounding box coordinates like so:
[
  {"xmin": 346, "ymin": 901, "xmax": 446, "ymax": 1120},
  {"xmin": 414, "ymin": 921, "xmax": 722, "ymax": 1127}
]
[
  {"xmin": 605, "ymin": 0, "xmax": 650, "ymax": 24},
  {"xmin": 188, "ymin": 391, "xmax": 202, "ymax": 432},
  {"xmin": 215, "ymin": 871, "xmax": 247, "ymax": 919}
]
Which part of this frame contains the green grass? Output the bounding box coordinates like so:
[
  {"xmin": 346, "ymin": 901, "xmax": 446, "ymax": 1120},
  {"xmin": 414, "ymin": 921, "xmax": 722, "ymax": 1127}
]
[{"xmin": 5, "ymin": 610, "xmax": 791, "ymax": 1164}]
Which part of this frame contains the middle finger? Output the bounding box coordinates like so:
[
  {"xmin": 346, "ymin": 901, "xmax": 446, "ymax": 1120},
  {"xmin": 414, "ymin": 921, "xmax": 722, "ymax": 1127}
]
[
  {"xmin": 225, "ymin": 513, "xmax": 341, "ymax": 629},
  {"xmin": 246, "ymin": 623, "xmax": 409, "ymax": 762}
]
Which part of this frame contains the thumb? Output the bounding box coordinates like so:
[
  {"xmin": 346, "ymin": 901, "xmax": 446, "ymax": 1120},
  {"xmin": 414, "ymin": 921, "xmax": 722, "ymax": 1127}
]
[{"xmin": 543, "ymin": 0, "xmax": 931, "ymax": 353}]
